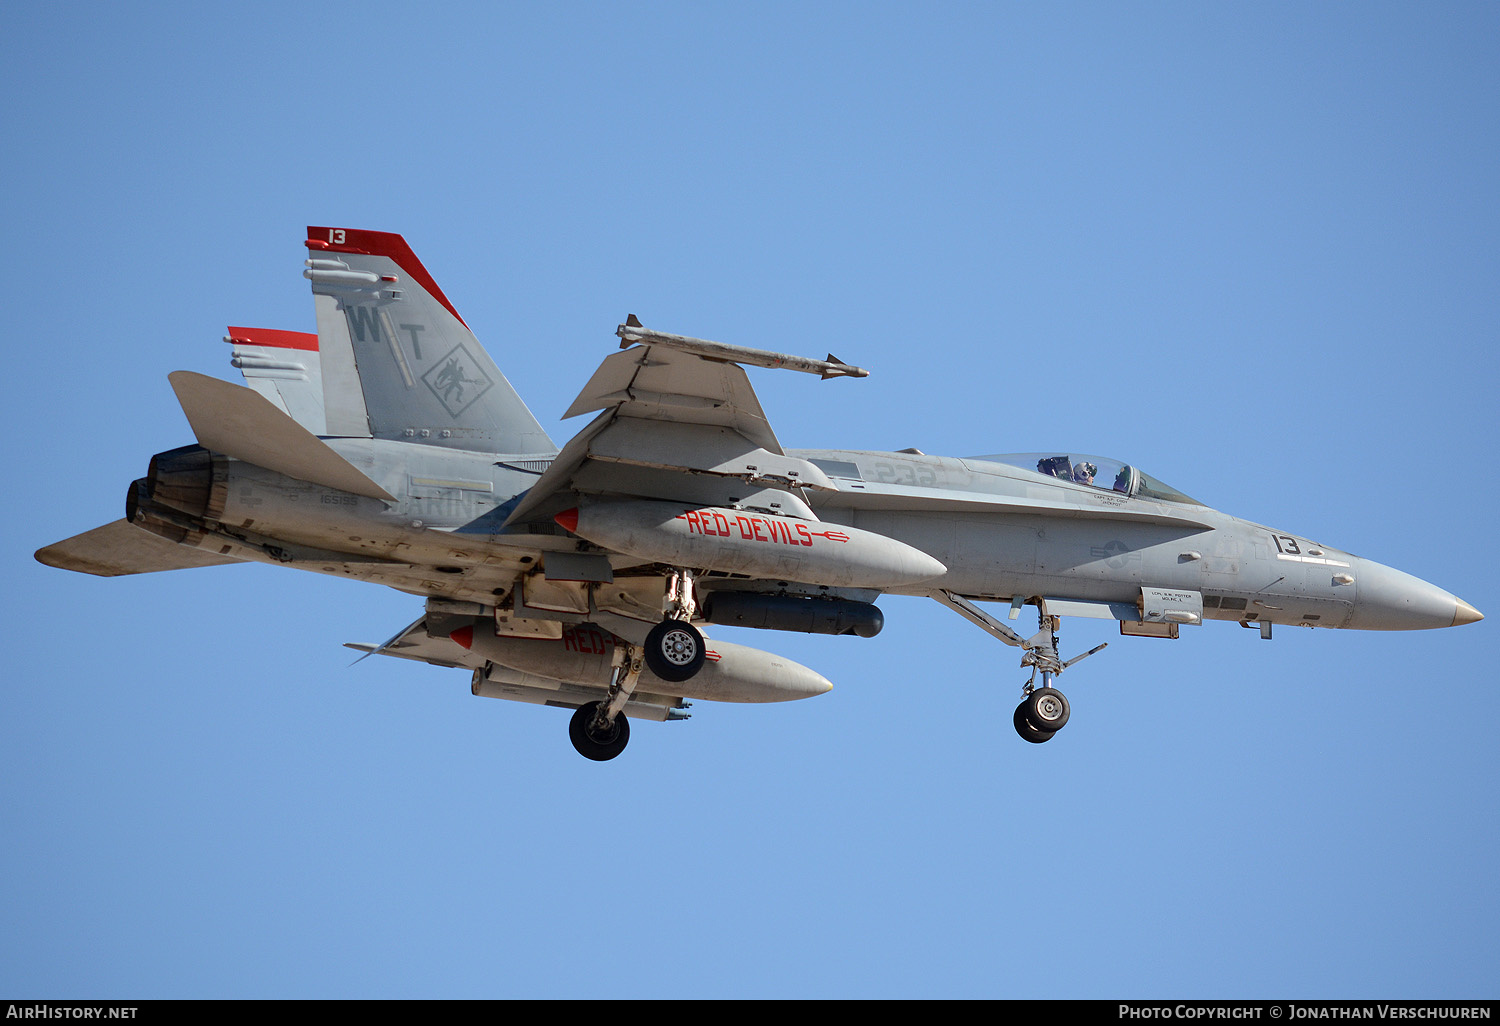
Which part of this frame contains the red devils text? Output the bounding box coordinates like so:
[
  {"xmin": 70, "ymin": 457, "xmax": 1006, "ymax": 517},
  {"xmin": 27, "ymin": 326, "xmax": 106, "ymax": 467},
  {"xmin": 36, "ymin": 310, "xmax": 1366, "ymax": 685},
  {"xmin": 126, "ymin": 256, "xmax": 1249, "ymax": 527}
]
[
  {"xmin": 676, "ymin": 508, "xmax": 826, "ymax": 546},
  {"xmin": 560, "ymin": 625, "xmax": 614, "ymax": 654}
]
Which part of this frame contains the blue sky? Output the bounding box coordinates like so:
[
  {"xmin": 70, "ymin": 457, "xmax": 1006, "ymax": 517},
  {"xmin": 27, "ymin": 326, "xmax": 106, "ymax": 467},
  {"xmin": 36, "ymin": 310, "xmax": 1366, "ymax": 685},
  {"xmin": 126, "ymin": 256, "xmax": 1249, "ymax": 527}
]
[{"xmin": 4, "ymin": 2, "xmax": 1496, "ymax": 999}]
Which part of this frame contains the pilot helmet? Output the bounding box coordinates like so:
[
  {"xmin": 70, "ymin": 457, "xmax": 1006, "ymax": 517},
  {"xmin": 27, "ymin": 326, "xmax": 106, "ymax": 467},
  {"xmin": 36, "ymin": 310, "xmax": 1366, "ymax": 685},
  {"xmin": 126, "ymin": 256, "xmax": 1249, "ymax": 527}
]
[{"xmin": 1076, "ymin": 461, "xmax": 1097, "ymax": 479}]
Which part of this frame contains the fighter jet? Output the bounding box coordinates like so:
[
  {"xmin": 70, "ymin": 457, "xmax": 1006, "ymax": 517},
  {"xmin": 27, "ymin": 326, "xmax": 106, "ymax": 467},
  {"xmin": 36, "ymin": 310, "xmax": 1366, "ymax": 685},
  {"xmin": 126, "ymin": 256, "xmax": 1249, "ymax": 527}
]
[{"xmin": 36, "ymin": 227, "xmax": 1484, "ymax": 760}]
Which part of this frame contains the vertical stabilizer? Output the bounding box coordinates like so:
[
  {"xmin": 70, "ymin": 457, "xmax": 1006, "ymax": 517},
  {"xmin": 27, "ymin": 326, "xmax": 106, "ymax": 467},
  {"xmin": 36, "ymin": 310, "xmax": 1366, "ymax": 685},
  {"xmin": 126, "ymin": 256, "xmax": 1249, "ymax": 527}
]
[
  {"xmin": 304, "ymin": 227, "xmax": 556, "ymax": 455},
  {"xmin": 225, "ymin": 326, "xmax": 326, "ymax": 434}
]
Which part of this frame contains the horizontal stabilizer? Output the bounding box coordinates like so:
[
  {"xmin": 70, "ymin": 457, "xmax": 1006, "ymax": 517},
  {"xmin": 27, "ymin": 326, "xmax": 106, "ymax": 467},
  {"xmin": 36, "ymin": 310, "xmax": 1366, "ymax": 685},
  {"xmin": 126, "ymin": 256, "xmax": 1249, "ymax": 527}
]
[
  {"xmin": 35, "ymin": 519, "xmax": 243, "ymax": 577},
  {"xmin": 168, "ymin": 371, "xmax": 395, "ymax": 501}
]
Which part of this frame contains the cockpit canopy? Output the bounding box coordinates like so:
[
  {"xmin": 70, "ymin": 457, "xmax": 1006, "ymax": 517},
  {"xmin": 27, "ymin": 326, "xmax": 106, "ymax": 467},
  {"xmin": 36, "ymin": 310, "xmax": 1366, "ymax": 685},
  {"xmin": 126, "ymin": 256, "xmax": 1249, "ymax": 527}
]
[{"xmin": 971, "ymin": 453, "xmax": 1203, "ymax": 506}]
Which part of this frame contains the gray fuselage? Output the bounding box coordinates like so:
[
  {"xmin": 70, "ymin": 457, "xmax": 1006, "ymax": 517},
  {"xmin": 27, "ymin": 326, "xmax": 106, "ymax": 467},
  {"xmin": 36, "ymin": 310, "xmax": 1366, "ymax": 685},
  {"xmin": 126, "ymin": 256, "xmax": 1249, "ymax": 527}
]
[{"xmin": 152, "ymin": 437, "xmax": 1475, "ymax": 636}]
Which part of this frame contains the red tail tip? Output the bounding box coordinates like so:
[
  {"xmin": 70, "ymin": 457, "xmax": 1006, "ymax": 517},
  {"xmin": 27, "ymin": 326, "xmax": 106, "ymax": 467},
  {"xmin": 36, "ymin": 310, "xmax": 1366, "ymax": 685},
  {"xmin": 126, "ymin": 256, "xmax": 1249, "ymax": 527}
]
[
  {"xmin": 554, "ymin": 508, "xmax": 580, "ymax": 533},
  {"xmin": 449, "ymin": 625, "xmax": 474, "ymax": 649}
]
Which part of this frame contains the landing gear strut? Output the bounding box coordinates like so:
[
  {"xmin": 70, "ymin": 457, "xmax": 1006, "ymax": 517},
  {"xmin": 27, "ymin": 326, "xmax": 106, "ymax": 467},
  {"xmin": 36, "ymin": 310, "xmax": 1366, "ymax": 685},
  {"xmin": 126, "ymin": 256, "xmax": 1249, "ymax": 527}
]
[
  {"xmin": 575, "ymin": 568, "xmax": 707, "ymax": 758},
  {"xmin": 569, "ymin": 637, "xmax": 647, "ymax": 761},
  {"xmin": 644, "ymin": 569, "xmax": 706, "ymax": 682},
  {"xmin": 934, "ymin": 591, "xmax": 1105, "ymax": 745}
]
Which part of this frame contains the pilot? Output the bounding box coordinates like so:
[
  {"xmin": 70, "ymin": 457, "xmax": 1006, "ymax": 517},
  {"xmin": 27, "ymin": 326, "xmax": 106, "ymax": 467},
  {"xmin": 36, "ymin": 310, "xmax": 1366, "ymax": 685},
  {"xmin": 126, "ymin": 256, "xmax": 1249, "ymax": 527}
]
[{"xmin": 1073, "ymin": 461, "xmax": 1097, "ymax": 485}]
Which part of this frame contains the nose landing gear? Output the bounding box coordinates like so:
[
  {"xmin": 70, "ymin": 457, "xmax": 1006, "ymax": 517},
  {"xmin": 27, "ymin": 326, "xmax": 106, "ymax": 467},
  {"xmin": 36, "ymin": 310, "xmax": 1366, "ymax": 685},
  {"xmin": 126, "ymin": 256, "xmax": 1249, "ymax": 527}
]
[
  {"xmin": 1025, "ymin": 685, "xmax": 1070, "ymax": 730},
  {"xmin": 935, "ymin": 591, "xmax": 1105, "ymax": 744},
  {"xmin": 1014, "ymin": 683, "xmax": 1071, "ymax": 743},
  {"xmin": 1013, "ymin": 700, "xmax": 1055, "ymax": 744}
]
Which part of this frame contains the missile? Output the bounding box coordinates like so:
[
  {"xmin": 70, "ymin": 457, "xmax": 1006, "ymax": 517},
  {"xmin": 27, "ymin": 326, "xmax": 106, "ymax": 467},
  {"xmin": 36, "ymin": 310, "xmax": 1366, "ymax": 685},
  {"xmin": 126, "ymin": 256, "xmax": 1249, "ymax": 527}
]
[
  {"xmin": 615, "ymin": 317, "xmax": 869, "ymax": 379},
  {"xmin": 556, "ymin": 499, "xmax": 946, "ymax": 589},
  {"xmin": 451, "ymin": 621, "xmax": 832, "ymax": 703}
]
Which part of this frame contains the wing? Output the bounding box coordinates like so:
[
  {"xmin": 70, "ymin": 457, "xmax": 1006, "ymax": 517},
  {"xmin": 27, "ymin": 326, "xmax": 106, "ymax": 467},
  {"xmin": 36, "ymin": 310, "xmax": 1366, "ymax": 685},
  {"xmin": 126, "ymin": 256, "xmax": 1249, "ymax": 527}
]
[
  {"xmin": 503, "ymin": 321, "xmax": 855, "ymax": 529},
  {"xmin": 341, "ymin": 615, "xmax": 689, "ymax": 719},
  {"xmin": 345, "ymin": 612, "xmax": 828, "ymax": 719}
]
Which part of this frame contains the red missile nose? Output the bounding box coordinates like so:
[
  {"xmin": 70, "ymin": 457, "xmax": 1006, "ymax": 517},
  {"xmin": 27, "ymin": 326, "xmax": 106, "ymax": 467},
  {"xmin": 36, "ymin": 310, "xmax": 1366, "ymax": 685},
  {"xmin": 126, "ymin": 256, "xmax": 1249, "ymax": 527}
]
[
  {"xmin": 449, "ymin": 625, "xmax": 474, "ymax": 649},
  {"xmin": 554, "ymin": 507, "xmax": 579, "ymax": 534}
]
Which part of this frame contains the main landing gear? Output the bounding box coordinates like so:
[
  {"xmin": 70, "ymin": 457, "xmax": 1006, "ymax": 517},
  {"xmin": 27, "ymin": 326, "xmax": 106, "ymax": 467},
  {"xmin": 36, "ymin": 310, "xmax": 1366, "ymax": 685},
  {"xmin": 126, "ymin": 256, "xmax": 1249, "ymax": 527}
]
[
  {"xmin": 644, "ymin": 619, "xmax": 705, "ymax": 682},
  {"xmin": 568, "ymin": 640, "xmax": 647, "ymax": 761},
  {"xmin": 570, "ymin": 701, "xmax": 630, "ymax": 761},
  {"xmin": 643, "ymin": 568, "xmax": 706, "ymax": 683},
  {"xmin": 935, "ymin": 591, "xmax": 1106, "ymax": 745},
  {"xmin": 569, "ymin": 568, "xmax": 706, "ymax": 762}
]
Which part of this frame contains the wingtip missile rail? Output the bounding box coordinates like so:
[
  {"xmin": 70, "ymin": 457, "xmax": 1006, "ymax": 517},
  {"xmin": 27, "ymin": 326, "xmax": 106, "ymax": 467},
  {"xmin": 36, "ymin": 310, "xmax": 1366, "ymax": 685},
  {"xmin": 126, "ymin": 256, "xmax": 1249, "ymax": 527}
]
[{"xmin": 615, "ymin": 315, "xmax": 870, "ymax": 379}]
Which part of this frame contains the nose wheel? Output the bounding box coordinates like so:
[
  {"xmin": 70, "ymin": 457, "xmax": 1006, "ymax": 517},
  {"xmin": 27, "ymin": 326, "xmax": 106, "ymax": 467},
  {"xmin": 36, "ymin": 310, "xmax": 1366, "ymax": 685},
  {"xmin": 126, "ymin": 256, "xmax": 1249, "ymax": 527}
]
[
  {"xmin": 1027, "ymin": 686, "xmax": 1070, "ymax": 730},
  {"xmin": 934, "ymin": 591, "xmax": 1103, "ymax": 746},
  {"xmin": 1014, "ymin": 700, "xmax": 1055, "ymax": 744},
  {"xmin": 1013, "ymin": 685, "xmax": 1070, "ymax": 743}
]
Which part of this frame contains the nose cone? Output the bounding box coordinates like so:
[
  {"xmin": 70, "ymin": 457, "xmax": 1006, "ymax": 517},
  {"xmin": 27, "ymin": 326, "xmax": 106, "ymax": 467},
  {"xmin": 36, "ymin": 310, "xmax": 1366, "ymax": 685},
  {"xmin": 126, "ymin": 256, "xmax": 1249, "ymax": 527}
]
[{"xmin": 1347, "ymin": 557, "xmax": 1484, "ymax": 631}]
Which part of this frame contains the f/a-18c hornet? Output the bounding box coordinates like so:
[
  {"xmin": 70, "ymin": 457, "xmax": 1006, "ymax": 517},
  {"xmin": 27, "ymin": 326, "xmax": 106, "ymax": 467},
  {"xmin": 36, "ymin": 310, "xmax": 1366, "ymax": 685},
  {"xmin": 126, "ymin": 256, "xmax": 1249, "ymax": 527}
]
[{"xmin": 37, "ymin": 228, "xmax": 1485, "ymax": 760}]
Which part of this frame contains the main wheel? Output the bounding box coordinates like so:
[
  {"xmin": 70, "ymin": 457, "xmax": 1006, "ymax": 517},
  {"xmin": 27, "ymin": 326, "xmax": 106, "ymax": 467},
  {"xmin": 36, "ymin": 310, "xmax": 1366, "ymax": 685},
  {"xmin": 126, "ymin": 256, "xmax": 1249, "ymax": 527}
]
[
  {"xmin": 1014, "ymin": 701, "xmax": 1056, "ymax": 744},
  {"xmin": 644, "ymin": 619, "xmax": 706, "ymax": 682},
  {"xmin": 1025, "ymin": 687, "xmax": 1070, "ymax": 732},
  {"xmin": 569, "ymin": 701, "xmax": 630, "ymax": 761}
]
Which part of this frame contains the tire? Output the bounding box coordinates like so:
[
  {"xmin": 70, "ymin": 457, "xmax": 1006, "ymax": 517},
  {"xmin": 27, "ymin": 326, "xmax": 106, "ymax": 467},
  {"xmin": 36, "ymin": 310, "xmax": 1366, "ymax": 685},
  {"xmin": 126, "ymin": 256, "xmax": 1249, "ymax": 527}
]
[
  {"xmin": 569, "ymin": 702, "xmax": 630, "ymax": 761},
  {"xmin": 1025, "ymin": 687, "xmax": 1070, "ymax": 732},
  {"xmin": 1014, "ymin": 701, "xmax": 1056, "ymax": 744},
  {"xmin": 644, "ymin": 619, "xmax": 706, "ymax": 682}
]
